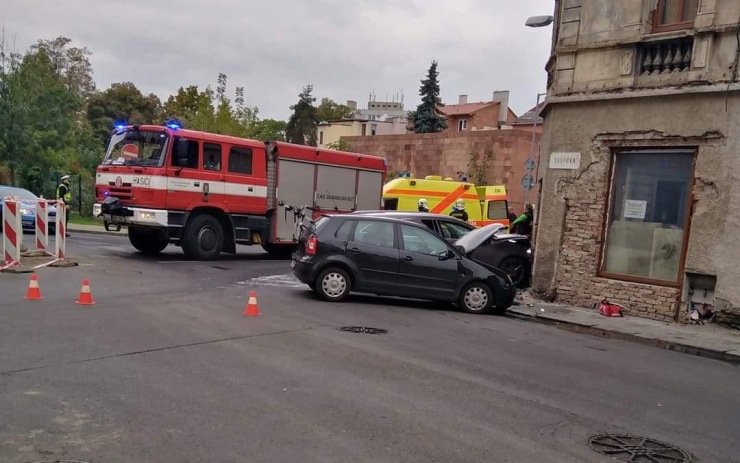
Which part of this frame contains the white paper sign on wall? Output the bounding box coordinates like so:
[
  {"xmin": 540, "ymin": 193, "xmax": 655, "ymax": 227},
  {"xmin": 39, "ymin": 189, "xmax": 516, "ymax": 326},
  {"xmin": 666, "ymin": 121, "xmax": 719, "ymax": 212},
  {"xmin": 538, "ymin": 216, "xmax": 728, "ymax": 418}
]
[
  {"xmin": 624, "ymin": 199, "xmax": 647, "ymax": 220},
  {"xmin": 549, "ymin": 152, "xmax": 581, "ymax": 170}
]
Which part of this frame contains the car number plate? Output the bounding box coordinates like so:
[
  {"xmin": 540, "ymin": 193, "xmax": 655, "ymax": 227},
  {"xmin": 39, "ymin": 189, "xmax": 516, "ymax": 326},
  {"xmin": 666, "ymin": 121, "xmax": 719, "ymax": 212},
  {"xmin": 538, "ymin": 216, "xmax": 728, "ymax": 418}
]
[{"xmin": 48, "ymin": 216, "xmax": 56, "ymax": 222}]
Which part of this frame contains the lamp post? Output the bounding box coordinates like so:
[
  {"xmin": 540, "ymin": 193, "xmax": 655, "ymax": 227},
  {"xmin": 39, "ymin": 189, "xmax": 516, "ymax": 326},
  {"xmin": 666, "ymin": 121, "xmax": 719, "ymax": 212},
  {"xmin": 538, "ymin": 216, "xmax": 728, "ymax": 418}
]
[{"xmin": 522, "ymin": 15, "xmax": 555, "ymax": 208}]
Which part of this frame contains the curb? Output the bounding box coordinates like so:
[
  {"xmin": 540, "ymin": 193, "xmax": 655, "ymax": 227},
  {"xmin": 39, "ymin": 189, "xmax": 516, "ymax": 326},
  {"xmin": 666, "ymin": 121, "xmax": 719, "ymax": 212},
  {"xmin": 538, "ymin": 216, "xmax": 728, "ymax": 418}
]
[
  {"xmin": 508, "ymin": 308, "xmax": 740, "ymax": 365},
  {"xmin": 68, "ymin": 227, "xmax": 125, "ymax": 237}
]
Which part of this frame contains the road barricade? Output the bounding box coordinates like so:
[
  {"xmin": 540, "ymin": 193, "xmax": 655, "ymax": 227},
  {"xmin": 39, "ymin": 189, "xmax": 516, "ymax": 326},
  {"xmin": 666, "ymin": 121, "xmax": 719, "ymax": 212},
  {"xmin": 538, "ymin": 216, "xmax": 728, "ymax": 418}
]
[{"xmin": 2, "ymin": 198, "xmax": 22, "ymax": 270}]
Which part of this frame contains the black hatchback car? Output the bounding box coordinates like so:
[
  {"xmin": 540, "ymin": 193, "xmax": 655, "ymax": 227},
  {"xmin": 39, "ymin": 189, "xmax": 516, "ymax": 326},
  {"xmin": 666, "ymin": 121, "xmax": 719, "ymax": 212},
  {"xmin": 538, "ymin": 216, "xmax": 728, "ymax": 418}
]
[
  {"xmin": 292, "ymin": 215, "xmax": 516, "ymax": 314},
  {"xmin": 351, "ymin": 211, "xmax": 532, "ymax": 287}
]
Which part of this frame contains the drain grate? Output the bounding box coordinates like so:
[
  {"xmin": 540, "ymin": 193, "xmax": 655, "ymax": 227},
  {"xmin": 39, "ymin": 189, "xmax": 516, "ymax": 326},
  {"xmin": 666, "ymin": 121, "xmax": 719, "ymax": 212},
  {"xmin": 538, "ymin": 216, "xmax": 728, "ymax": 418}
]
[
  {"xmin": 338, "ymin": 326, "xmax": 389, "ymax": 335},
  {"xmin": 588, "ymin": 434, "xmax": 693, "ymax": 462}
]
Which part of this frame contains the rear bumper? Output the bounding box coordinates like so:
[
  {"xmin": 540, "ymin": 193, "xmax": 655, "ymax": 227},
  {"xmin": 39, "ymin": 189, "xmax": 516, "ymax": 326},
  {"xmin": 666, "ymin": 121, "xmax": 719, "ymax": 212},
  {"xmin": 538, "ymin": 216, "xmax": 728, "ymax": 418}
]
[
  {"xmin": 292, "ymin": 257, "xmax": 317, "ymax": 285},
  {"xmin": 94, "ymin": 203, "xmax": 168, "ymax": 227}
]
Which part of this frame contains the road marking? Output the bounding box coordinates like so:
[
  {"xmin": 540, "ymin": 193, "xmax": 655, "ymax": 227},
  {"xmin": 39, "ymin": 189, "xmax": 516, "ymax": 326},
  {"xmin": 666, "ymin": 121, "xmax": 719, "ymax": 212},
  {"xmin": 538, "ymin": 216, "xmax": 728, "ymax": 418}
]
[{"xmin": 236, "ymin": 273, "xmax": 304, "ymax": 288}]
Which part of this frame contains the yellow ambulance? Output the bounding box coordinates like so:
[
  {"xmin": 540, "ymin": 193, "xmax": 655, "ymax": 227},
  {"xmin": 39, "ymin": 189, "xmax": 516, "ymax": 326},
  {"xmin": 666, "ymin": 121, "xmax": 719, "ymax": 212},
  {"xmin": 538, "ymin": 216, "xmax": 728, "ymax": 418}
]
[{"xmin": 382, "ymin": 174, "xmax": 511, "ymax": 229}]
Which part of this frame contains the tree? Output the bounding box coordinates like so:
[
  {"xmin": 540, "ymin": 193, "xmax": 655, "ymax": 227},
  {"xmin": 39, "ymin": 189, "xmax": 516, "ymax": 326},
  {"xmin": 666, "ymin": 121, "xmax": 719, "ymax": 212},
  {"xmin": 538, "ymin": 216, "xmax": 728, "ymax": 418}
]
[
  {"xmin": 325, "ymin": 139, "xmax": 352, "ymax": 151},
  {"xmin": 87, "ymin": 82, "xmax": 163, "ymax": 141},
  {"xmin": 412, "ymin": 60, "xmax": 447, "ymax": 133},
  {"xmin": 286, "ymin": 85, "xmax": 319, "ymax": 146},
  {"xmin": 247, "ymin": 119, "xmax": 287, "ymax": 141},
  {"xmin": 317, "ymin": 97, "xmax": 354, "ymax": 122},
  {"xmin": 30, "ymin": 37, "xmax": 95, "ymax": 102}
]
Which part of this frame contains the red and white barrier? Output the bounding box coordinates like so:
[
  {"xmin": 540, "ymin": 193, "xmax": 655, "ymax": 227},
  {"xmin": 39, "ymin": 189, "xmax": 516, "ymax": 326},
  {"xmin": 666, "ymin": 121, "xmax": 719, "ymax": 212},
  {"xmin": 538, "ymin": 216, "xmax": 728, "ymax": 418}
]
[
  {"xmin": 35, "ymin": 199, "xmax": 50, "ymax": 253},
  {"xmin": 55, "ymin": 201, "xmax": 66, "ymax": 260},
  {"xmin": 2, "ymin": 199, "xmax": 22, "ymax": 270}
]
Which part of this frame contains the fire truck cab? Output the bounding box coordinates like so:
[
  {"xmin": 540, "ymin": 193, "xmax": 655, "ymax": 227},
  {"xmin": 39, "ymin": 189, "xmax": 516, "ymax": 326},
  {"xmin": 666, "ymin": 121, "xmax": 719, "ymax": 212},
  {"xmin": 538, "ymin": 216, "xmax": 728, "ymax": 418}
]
[
  {"xmin": 93, "ymin": 123, "xmax": 386, "ymax": 260},
  {"xmin": 382, "ymin": 174, "xmax": 510, "ymax": 229}
]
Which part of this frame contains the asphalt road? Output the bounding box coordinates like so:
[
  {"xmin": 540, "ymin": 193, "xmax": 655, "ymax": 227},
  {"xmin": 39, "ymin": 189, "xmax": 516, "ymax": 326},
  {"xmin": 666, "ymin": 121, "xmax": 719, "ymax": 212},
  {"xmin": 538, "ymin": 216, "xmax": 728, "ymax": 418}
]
[{"xmin": 1, "ymin": 233, "xmax": 739, "ymax": 462}]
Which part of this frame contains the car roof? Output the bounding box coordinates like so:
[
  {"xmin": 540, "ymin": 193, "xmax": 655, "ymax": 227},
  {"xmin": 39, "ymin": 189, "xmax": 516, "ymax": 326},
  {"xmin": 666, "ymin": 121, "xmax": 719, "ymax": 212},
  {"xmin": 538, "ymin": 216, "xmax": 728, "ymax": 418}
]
[
  {"xmin": 352, "ymin": 210, "xmax": 466, "ymax": 220},
  {"xmin": 333, "ymin": 214, "xmax": 430, "ymax": 227}
]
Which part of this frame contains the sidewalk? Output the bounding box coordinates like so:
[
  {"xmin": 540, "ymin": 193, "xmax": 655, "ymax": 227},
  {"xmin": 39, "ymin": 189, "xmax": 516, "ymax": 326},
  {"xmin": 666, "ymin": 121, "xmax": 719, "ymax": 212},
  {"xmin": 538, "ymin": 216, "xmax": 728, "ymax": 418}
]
[
  {"xmin": 68, "ymin": 222, "xmax": 124, "ymax": 236},
  {"xmin": 510, "ymin": 294, "xmax": 740, "ymax": 363}
]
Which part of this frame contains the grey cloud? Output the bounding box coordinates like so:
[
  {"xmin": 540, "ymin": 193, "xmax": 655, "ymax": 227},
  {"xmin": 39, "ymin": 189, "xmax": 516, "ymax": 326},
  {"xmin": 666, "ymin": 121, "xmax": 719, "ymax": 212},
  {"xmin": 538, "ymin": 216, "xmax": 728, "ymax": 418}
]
[{"xmin": 3, "ymin": 0, "xmax": 554, "ymax": 119}]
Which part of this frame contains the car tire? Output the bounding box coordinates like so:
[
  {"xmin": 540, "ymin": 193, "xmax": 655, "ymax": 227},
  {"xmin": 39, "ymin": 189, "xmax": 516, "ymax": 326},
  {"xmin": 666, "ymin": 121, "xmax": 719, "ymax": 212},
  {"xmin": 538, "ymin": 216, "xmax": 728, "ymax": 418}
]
[
  {"xmin": 458, "ymin": 281, "xmax": 494, "ymax": 315},
  {"xmin": 182, "ymin": 214, "xmax": 224, "ymax": 260},
  {"xmin": 498, "ymin": 256, "xmax": 529, "ymax": 288},
  {"xmin": 314, "ymin": 267, "xmax": 351, "ymax": 302},
  {"xmin": 128, "ymin": 227, "xmax": 169, "ymax": 256}
]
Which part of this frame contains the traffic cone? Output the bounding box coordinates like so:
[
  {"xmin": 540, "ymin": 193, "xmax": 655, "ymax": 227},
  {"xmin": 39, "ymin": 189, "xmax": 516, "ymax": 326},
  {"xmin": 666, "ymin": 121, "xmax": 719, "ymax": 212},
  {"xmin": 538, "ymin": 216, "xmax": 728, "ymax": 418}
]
[
  {"xmin": 24, "ymin": 273, "xmax": 43, "ymax": 300},
  {"xmin": 76, "ymin": 279, "xmax": 96, "ymax": 305},
  {"xmin": 242, "ymin": 291, "xmax": 260, "ymax": 317}
]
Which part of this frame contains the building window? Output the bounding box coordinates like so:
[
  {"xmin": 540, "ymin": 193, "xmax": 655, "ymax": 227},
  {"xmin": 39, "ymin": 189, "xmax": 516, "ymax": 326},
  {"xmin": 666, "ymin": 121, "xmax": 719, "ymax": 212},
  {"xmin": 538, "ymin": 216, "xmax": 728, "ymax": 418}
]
[
  {"xmin": 319, "ymin": 131, "xmax": 324, "ymax": 145},
  {"xmin": 600, "ymin": 149, "xmax": 695, "ymax": 285},
  {"xmin": 371, "ymin": 124, "xmax": 377, "ymax": 136},
  {"xmin": 362, "ymin": 124, "xmax": 367, "ymax": 136},
  {"xmin": 653, "ymin": 0, "xmax": 699, "ymax": 33},
  {"xmin": 458, "ymin": 119, "xmax": 468, "ymax": 131}
]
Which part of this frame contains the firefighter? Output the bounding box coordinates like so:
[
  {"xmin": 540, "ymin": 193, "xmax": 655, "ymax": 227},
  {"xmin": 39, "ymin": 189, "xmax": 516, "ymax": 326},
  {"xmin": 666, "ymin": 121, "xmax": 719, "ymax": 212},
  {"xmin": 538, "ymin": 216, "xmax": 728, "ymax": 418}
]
[
  {"xmin": 450, "ymin": 199, "xmax": 468, "ymax": 222},
  {"xmin": 417, "ymin": 198, "xmax": 429, "ymax": 212},
  {"xmin": 56, "ymin": 174, "xmax": 72, "ymax": 237}
]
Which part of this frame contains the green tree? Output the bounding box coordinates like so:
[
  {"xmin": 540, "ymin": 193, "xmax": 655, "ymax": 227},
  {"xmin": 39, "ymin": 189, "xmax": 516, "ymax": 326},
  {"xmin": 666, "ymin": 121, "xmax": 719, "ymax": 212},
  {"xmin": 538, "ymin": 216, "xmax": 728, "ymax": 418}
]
[
  {"xmin": 325, "ymin": 139, "xmax": 352, "ymax": 151},
  {"xmin": 316, "ymin": 97, "xmax": 354, "ymax": 122},
  {"xmin": 412, "ymin": 60, "xmax": 447, "ymax": 133},
  {"xmin": 247, "ymin": 119, "xmax": 287, "ymax": 141},
  {"xmin": 30, "ymin": 36, "xmax": 96, "ymax": 103},
  {"xmin": 286, "ymin": 85, "xmax": 319, "ymax": 146},
  {"xmin": 87, "ymin": 82, "xmax": 163, "ymax": 141}
]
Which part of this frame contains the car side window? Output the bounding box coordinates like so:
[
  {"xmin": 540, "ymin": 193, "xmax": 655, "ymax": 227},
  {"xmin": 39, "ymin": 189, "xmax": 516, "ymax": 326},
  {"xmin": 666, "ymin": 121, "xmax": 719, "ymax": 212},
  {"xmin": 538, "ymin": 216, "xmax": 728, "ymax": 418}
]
[
  {"xmin": 400, "ymin": 224, "xmax": 449, "ymax": 256},
  {"xmin": 352, "ymin": 220, "xmax": 395, "ymax": 248},
  {"xmin": 335, "ymin": 220, "xmax": 354, "ymax": 240},
  {"xmin": 439, "ymin": 221, "xmax": 470, "ymax": 240}
]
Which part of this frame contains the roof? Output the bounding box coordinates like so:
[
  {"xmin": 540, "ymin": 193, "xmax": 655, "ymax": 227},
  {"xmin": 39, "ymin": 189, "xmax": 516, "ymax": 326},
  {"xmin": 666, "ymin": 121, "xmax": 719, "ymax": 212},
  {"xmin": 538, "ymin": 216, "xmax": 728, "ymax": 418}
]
[
  {"xmin": 437, "ymin": 102, "xmax": 498, "ymax": 117},
  {"xmin": 512, "ymin": 101, "xmax": 545, "ymax": 125}
]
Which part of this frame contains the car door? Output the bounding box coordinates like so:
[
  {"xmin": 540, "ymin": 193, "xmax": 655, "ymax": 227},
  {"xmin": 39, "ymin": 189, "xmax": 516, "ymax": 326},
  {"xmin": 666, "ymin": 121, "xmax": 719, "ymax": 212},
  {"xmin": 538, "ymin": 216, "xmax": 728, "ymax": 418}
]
[
  {"xmin": 397, "ymin": 224, "xmax": 461, "ymax": 301},
  {"xmin": 344, "ymin": 219, "xmax": 400, "ymax": 294}
]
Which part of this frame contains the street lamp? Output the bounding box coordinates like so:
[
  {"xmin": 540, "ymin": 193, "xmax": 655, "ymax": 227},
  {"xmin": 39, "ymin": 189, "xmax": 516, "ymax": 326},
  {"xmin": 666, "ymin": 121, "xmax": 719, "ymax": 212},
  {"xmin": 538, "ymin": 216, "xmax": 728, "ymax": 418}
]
[{"xmin": 525, "ymin": 15, "xmax": 554, "ymax": 28}]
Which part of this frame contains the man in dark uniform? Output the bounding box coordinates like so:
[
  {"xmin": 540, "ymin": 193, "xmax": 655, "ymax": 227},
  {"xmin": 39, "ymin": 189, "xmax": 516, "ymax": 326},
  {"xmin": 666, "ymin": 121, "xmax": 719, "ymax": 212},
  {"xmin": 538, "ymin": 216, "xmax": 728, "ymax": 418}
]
[{"xmin": 450, "ymin": 199, "xmax": 468, "ymax": 222}]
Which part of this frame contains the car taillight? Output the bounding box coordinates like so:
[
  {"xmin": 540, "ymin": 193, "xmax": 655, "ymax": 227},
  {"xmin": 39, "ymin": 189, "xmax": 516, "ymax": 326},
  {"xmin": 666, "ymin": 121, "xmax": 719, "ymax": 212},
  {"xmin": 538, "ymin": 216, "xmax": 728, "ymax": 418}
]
[{"xmin": 306, "ymin": 236, "xmax": 318, "ymax": 255}]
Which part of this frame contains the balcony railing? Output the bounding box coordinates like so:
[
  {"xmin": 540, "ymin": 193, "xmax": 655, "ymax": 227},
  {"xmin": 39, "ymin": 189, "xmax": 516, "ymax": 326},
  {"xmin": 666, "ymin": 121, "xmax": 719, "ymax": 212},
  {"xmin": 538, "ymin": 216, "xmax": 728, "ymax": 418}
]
[{"xmin": 638, "ymin": 38, "xmax": 693, "ymax": 76}]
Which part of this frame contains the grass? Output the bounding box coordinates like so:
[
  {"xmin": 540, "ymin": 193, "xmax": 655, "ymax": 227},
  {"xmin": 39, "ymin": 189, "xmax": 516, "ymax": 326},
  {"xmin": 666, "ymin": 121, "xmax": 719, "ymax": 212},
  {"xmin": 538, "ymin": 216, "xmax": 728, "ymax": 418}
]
[{"xmin": 68, "ymin": 215, "xmax": 102, "ymax": 226}]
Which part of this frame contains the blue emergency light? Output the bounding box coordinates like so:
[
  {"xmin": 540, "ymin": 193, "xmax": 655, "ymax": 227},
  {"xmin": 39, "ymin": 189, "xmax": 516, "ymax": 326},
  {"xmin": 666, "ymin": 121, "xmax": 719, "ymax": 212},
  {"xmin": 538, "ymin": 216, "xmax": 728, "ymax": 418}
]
[{"xmin": 165, "ymin": 119, "xmax": 183, "ymax": 130}]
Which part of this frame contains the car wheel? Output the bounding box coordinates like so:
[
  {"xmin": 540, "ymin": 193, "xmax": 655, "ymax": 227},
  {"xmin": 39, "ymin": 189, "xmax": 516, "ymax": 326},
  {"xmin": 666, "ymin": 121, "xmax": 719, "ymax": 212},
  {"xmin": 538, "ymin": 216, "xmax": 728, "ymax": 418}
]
[
  {"xmin": 128, "ymin": 227, "xmax": 169, "ymax": 256},
  {"xmin": 314, "ymin": 267, "xmax": 351, "ymax": 302},
  {"xmin": 458, "ymin": 281, "xmax": 494, "ymax": 314},
  {"xmin": 182, "ymin": 214, "xmax": 224, "ymax": 260},
  {"xmin": 498, "ymin": 256, "xmax": 529, "ymax": 288}
]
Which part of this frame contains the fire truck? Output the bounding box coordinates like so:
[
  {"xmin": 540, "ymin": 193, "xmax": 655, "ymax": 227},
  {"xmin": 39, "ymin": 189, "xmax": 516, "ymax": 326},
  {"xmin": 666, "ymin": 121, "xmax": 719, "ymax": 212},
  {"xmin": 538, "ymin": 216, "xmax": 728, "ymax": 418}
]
[
  {"xmin": 382, "ymin": 173, "xmax": 511, "ymax": 229},
  {"xmin": 93, "ymin": 123, "xmax": 387, "ymax": 260}
]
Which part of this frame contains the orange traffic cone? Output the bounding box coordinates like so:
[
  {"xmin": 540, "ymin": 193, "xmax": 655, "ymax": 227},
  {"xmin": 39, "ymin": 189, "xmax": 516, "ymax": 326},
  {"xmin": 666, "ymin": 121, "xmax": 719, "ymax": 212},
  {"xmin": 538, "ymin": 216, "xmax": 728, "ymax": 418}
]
[
  {"xmin": 24, "ymin": 273, "xmax": 43, "ymax": 300},
  {"xmin": 76, "ymin": 279, "xmax": 96, "ymax": 305},
  {"xmin": 242, "ymin": 291, "xmax": 260, "ymax": 317}
]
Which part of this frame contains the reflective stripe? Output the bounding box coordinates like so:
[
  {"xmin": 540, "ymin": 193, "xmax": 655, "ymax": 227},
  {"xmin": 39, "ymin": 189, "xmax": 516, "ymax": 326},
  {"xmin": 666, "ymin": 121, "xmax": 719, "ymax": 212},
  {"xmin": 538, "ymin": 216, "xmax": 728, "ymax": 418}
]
[{"xmin": 430, "ymin": 185, "xmax": 469, "ymax": 214}]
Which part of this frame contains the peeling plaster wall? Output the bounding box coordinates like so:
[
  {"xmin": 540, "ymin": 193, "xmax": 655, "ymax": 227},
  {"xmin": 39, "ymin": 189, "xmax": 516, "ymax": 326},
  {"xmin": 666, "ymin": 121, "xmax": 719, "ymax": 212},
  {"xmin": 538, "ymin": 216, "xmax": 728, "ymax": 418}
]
[{"xmin": 533, "ymin": 94, "xmax": 740, "ymax": 325}]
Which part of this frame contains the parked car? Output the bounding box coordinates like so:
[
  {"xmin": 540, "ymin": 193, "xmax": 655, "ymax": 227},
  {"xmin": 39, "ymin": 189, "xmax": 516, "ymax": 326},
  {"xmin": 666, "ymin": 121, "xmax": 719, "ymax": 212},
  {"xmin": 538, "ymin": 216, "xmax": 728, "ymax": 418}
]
[
  {"xmin": 292, "ymin": 214, "xmax": 516, "ymax": 314},
  {"xmin": 0, "ymin": 186, "xmax": 57, "ymax": 233},
  {"xmin": 351, "ymin": 211, "xmax": 532, "ymax": 287}
]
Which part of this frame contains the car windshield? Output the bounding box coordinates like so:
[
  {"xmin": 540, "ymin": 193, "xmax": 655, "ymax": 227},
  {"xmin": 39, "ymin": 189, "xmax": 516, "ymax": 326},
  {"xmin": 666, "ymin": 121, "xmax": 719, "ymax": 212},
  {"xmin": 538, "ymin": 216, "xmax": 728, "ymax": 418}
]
[
  {"xmin": 455, "ymin": 223, "xmax": 505, "ymax": 252},
  {"xmin": 0, "ymin": 187, "xmax": 38, "ymax": 201},
  {"xmin": 103, "ymin": 129, "xmax": 169, "ymax": 167}
]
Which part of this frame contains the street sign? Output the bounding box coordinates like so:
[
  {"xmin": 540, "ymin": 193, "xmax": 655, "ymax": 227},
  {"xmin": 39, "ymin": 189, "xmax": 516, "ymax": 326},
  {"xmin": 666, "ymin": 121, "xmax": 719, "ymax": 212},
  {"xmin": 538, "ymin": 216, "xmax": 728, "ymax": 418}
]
[
  {"xmin": 121, "ymin": 143, "xmax": 139, "ymax": 159},
  {"xmin": 520, "ymin": 173, "xmax": 535, "ymax": 190},
  {"xmin": 524, "ymin": 159, "xmax": 537, "ymax": 171}
]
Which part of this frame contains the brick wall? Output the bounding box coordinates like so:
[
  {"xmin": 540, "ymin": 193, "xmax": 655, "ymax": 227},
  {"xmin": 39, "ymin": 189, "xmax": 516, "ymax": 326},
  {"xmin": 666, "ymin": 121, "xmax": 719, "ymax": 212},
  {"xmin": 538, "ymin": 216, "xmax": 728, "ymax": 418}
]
[{"xmin": 344, "ymin": 129, "xmax": 540, "ymax": 213}]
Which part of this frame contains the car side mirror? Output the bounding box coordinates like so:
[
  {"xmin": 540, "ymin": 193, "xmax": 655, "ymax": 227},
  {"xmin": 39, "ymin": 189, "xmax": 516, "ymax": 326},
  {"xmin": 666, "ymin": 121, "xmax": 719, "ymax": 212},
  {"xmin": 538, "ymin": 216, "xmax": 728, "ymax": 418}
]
[
  {"xmin": 439, "ymin": 249, "xmax": 457, "ymax": 261},
  {"xmin": 454, "ymin": 244, "xmax": 466, "ymax": 255}
]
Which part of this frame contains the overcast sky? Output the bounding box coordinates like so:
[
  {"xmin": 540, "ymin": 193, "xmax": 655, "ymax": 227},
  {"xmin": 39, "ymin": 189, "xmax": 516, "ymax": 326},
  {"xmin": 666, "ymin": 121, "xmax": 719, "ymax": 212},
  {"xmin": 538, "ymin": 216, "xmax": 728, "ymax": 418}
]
[{"xmin": 3, "ymin": 0, "xmax": 554, "ymax": 120}]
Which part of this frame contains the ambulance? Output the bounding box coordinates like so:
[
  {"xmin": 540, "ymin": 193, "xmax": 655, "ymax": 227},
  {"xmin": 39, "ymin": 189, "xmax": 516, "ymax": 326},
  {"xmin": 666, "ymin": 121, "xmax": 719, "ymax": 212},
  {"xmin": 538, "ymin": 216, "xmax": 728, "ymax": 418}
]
[{"xmin": 382, "ymin": 173, "xmax": 510, "ymax": 229}]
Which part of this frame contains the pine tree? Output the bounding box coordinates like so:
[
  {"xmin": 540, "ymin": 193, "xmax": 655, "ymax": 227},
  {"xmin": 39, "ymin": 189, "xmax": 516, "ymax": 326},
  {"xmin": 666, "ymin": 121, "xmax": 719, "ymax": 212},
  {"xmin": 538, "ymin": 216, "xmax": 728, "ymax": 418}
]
[
  {"xmin": 412, "ymin": 60, "xmax": 447, "ymax": 133},
  {"xmin": 286, "ymin": 85, "xmax": 319, "ymax": 146}
]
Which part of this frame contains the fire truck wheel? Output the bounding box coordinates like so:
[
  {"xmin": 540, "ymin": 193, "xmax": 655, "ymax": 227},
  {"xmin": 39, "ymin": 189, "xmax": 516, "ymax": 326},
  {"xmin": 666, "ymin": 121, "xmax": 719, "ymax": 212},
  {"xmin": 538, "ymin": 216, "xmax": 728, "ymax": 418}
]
[
  {"xmin": 128, "ymin": 227, "xmax": 169, "ymax": 256},
  {"xmin": 182, "ymin": 214, "xmax": 224, "ymax": 260}
]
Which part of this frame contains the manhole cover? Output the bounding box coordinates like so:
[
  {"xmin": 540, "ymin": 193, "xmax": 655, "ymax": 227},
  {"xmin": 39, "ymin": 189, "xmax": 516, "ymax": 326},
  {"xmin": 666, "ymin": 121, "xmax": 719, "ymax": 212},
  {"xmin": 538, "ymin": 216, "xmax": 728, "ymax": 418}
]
[
  {"xmin": 588, "ymin": 434, "xmax": 693, "ymax": 462},
  {"xmin": 338, "ymin": 326, "xmax": 389, "ymax": 334}
]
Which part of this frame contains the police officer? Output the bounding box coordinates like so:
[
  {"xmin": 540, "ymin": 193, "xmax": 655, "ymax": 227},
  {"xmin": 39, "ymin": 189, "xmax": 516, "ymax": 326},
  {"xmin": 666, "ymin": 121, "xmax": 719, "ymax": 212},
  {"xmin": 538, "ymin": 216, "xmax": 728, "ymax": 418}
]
[
  {"xmin": 417, "ymin": 198, "xmax": 429, "ymax": 212},
  {"xmin": 450, "ymin": 199, "xmax": 468, "ymax": 222},
  {"xmin": 56, "ymin": 174, "xmax": 72, "ymax": 236}
]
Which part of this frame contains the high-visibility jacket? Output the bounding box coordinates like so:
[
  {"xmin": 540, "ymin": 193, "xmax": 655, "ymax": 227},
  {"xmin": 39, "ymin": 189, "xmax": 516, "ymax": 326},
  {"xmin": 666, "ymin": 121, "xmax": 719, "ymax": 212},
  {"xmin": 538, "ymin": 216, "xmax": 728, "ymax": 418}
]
[{"xmin": 57, "ymin": 183, "xmax": 71, "ymax": 204}]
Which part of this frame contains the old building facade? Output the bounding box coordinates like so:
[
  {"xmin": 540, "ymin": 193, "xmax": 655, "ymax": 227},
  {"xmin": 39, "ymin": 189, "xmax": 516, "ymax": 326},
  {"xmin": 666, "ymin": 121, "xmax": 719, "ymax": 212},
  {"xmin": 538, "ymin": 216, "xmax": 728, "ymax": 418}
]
[{"xmin": 533, "ymin": 0, "xmax": 740, "ymax": 326}]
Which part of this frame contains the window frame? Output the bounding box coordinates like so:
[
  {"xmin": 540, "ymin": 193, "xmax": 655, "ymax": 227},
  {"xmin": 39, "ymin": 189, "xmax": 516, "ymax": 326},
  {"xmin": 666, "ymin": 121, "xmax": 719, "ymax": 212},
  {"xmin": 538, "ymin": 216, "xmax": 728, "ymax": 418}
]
[
  {"xmin": 652, "ymin": 0, "xmax": 698, "ymax": 33},
  {"xmin": 171, "ymin": 137, "xmax": 200, "ymax": 169},
  {"xmin": 227, "ymin": 145, "xmax": 254, "ymax": 175},
  {"xmin": 458, "ymin": 119, "xmax": 468, "ymax": 132},
  {"xmin": 399, "ymin": 223, "xmax": 451, "ymax": 257},
  {"xmin": 596, "ymin": 147, "xmax": 696, "ymax": 287},
  {"xmin": 349, "ymin": 219, "xmax": 396, "ymax": 249},
  {"xmin": 203, "ymin": 142, "xmax": 222, "ymax": 172}
]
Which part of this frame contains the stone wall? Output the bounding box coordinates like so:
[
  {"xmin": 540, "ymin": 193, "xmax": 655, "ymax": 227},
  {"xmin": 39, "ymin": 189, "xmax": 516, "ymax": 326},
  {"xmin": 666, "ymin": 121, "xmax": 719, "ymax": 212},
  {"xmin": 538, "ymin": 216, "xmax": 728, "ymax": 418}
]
[{"xmin": 345, "ymin": 129, "xmax": 540, "ymax": 212}]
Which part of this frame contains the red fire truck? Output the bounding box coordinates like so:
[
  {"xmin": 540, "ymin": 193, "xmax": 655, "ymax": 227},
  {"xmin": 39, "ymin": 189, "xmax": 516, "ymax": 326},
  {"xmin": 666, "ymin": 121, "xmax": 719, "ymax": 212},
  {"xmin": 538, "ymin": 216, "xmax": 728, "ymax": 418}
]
[{"xmin": 93, "ymin": 123, "xmax": 387, "ymax": 260}]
